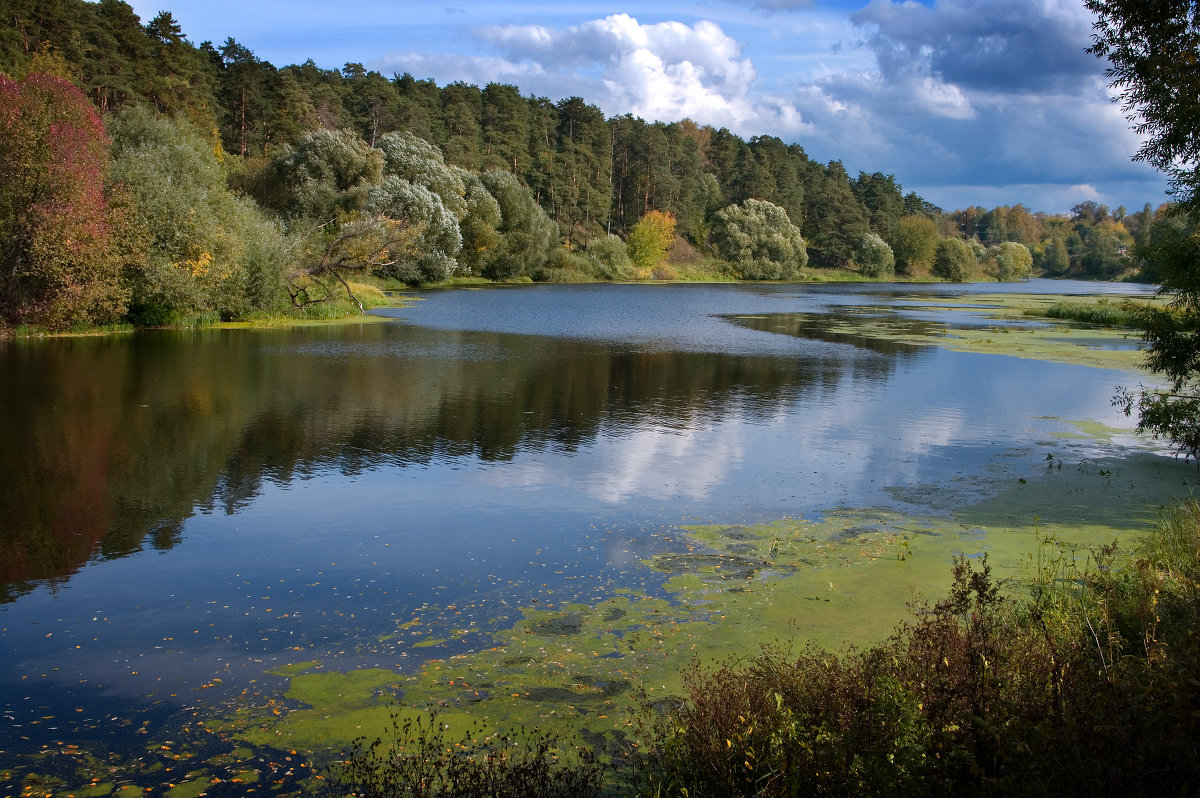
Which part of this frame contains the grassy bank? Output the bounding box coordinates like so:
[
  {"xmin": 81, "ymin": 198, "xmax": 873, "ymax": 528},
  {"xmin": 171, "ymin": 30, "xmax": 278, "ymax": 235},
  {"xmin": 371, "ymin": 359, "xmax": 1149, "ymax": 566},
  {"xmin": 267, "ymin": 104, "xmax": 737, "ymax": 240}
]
[{"xmin": 634, "ymin": 497, "xmax": 1200, "ymax": 797}]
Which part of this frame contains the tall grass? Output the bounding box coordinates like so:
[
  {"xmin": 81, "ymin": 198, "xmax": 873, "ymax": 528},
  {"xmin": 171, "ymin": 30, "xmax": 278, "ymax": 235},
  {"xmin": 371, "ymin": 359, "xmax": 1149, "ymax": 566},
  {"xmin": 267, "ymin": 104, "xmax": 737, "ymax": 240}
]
[
  {"xmin": 324, "ymin": 710, "xmax": 604, "ymax": 798},
  {"xmin": 1038, "ymin": 300, "xmax": 1142, "ymax": 327}
]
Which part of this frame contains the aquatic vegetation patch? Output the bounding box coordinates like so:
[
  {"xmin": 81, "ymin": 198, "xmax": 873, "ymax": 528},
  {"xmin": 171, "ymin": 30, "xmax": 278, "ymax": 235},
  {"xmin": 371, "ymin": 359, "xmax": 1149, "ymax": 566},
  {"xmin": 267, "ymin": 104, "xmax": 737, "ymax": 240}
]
[
  {"xmin": 733, "ymin": 292, "xmax": 1158, "ymax": 371},
  {"xmin": 194, "ymin": 416, "xmax": 1196, "ymax": 786}
]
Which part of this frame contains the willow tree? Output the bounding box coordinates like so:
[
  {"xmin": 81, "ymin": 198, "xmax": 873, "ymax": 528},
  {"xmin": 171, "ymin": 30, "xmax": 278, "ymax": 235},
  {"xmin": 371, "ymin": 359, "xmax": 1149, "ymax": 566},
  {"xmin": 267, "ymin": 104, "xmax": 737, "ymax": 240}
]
[{"xmin": 713, "ymin": 198, "xmax": 808, "ymax": 280}]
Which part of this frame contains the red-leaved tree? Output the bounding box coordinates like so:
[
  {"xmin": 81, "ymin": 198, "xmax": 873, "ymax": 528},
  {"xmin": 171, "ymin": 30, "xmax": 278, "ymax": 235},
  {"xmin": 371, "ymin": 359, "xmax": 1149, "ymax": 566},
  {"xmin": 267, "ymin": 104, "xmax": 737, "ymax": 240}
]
[{"xmin": 0, "ymin": 73, "xmax": 127, "ymax": 330}]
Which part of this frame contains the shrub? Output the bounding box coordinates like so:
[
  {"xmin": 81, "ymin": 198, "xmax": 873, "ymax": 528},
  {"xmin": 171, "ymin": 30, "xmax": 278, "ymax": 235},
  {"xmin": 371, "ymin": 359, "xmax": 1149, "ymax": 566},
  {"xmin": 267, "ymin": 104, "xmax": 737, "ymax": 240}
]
[
  {"xmin": 585, "ymin": 234, "xmax": 633, "ymax": 280},
  {"xmin": 325, "ymin": 709, "xmax": 605, "ymax": 798},
  {"xmin": 635, "ymin": 508, "xmax": 1200, "ymax": 798},
  {"xmin": 932, "ymin": 237, "xmax": 974, "ymax": 282}
]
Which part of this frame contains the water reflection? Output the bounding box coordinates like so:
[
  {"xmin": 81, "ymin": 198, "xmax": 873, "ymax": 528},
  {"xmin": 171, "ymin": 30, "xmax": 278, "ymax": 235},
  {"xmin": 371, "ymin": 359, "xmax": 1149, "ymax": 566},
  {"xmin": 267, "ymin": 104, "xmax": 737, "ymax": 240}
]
[
  {"xmin": 0, "ymin": 317, "xmax": 910, "ymax": 601},
  {"xmin": 0, "ymin": 282, "xmax": 1161, "ymax": 788}
]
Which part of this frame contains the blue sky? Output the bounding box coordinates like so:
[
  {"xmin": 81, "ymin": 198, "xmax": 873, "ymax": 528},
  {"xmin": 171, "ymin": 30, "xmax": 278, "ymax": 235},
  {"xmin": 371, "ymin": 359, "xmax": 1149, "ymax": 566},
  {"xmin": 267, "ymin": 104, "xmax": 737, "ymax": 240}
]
[{"xmin": 128, "ymin": 0, "xmax": 1169, "ymax": 214}]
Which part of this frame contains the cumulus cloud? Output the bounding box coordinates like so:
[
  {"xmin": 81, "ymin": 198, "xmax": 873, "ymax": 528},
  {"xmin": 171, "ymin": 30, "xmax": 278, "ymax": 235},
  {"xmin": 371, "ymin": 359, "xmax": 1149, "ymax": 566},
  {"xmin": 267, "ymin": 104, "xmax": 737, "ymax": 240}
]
[
  {"xmin": 473, "ymin": 14, "xmax": 761, "ymax": 126},
  {"xmin": 369, "ymin": 0, "xmax": 1168, "ymax": 211}
]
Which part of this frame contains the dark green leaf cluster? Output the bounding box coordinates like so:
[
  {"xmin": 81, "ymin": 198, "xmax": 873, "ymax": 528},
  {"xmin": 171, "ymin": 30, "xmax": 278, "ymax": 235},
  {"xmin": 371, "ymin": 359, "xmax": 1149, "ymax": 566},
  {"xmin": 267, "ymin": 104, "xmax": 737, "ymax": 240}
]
[{"xmin": 1086, "ymin": 1, "xmax": 1200, "ymax": 463}]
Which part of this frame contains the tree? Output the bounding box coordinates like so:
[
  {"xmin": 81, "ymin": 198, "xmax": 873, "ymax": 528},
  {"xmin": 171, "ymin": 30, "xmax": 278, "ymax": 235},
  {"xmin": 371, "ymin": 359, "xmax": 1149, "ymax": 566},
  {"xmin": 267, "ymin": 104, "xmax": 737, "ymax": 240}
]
[
  {"xmin": 366, "ymin": 177, "xmax": 461, "ymax": 283},
  {"xmin": 1087, "ymin": 0, "xmax": 1200, "ymax": 462},
  {"xmin": 376, "ymin": 131, "xmax": 467, "ymax": 219},
  {"xmin": 479, "ymin": 169, "xmax": 556, "ymax": 281},
  {"xmin": 626, "ymin": 210, "xmax": 676, "ymax": 275},
  {"xmin": 889, "ymin": 215, "xmax": 940, "ymax": 274},
  {"xmin": 108, "ymin": 105, "xmax": 289, "ymax": 322},
  {"xmin": 455, "ymin": 170, "xmax": 503, "ymax": 276},
  {"xmin": 933, "ymin": 237, "xmax": 974, "ymax": 282},
  {"xmin": 992, "ymin": 241, "xmax": 1033, "ymax": 281},
  {"xmin": 287, "ymin": 215, "xmax": 418, "ymax": 311},
  {"xmin": 1085, "ymin": 1, "xmax": 1200, "ymax": 213},
  {"xmin": 855, "ymin": 232, "xmax": 895, "ymax": 279},
  {"xmin": 0, "ymin": 73, "xmax": 126, "ymax": 329},
  {"xmin": 712, "ymin": 198, "xmax": 808, "ymax": 280},
  {"xmin": 267, "ymin": 128, "xmax": 383, "ymax": 221}
]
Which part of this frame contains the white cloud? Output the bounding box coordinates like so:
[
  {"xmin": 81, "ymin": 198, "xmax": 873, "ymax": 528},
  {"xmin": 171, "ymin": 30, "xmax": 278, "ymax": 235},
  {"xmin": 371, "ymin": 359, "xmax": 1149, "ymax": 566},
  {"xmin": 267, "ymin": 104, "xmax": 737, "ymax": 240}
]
[
  {"xmin": 467, "ymin": 14, "xmax": 762, "ymax": 126},
  {"xmin": 368, "ymin": 1, "xmax": 1170, "ymax": 211}
]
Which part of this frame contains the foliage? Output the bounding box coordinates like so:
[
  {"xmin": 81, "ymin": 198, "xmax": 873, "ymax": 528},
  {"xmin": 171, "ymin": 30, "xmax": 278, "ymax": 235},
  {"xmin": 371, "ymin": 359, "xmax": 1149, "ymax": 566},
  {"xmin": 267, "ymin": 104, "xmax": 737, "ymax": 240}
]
[
  {"xmin": 0, "ymin": 72, "xmax": 126, "ymax": 330},
  {"xmin": 626, "ymin": 210, "xmax": 676, "ymax": 275},
  {"xmin": 286, "ymin": 215, "xmax": 417, "ymax": 310},
  {"xmin": 376, "ymin": 131, "xmax": 467, "ymax": 219},
  {"xmin": 266, "ymin": 128, "xmax": 383, "ymax": 220},
  {"xmin": 712, "ymin": 199, "xmax": 808, "ymax": 280},
  {"xmin": 991, "ymin": 241, "xmax": 1033, "ymax": 281},
  {"xmin": 1087, "ymin": 1, "xmax": 1200, "ymax": 464},
  {"xmin": 479, "ymin": 170, "xmax": 556, "ymax": 281},
  {"xmin": 932, "ymin": 237, "xmax": 974, "ymax": 282},
  {"xmin": 585, "ymin": 234, "xmax": 634, "ymax": 280},
  {"xmin": 108, "ymin": 105, "xmax": 289, "ymax": 323},
  {"xmin": 1115, "ymin": 215, "xmax": 1200, "ymax": 463},
  {"xmin": 854, "ymin": 232, "xmax": 895, "ymax": 279},
  {"xmin": 325, "ymin": 709, "xmax": 605, "ymax": 798},
  {"xmin": 367, "ymin": 178, "xmax": 461, "ymax": 283},
  {"xmin": 635, "ymin": 508, "xmax": 1200, "ymax": 796},
  {"xmin": 456, "ymin": 170, "xmax": 503, "ymax": 276},
  {"xmin": 1084, "ymin": 0, "xmax": 1200, "ymax": 215},
  {"xmin": 888, "ymin": 215, "xmax": 940, "ymax": 275}
]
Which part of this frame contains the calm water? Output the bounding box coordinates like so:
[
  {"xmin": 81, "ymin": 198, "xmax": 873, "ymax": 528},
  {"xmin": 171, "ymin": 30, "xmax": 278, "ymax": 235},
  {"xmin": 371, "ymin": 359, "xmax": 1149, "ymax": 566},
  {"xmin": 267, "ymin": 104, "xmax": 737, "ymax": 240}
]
[{"xmin": 0, "ymin": 280, "xmax": 1160, "ymax": 786}]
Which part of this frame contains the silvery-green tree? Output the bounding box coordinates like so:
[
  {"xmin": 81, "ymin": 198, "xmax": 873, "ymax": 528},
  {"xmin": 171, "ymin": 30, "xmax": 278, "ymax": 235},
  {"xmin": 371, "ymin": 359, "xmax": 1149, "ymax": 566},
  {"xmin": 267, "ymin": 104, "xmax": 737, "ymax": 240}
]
[
  {"xmin": 375, "ymin": 131, "xmax": 467, "ymax": 219},
  {"xmin": 855, "ymin": 232, "xmax": 895, "ymax": 279},
  {"xmin": 366, "ymin": 177, "xmax": 461, "ymax": 283},
  {"xmin": 712, "ymin": 198, "xmax": 808, "ymax": 280},
  {"xmin": 268, "ymin": 128, "xmax": 383, "ymax": 221},
  {"xmin": 479, "ymin": 169, "xmax": 556, "ymax": 280}
]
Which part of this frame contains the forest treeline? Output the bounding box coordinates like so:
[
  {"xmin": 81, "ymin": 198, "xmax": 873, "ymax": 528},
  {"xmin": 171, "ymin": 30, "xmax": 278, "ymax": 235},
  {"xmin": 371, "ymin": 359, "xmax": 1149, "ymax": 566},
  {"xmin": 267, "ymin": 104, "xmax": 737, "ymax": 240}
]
[{"xmin": 0, "ymin": 0, "xmax": 1174, "ymax": 331}]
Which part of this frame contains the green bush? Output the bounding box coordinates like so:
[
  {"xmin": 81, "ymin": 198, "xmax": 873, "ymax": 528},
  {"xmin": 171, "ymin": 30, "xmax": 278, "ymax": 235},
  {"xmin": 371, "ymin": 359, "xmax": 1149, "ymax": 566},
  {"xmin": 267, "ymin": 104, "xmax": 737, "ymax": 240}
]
[
  {"xmin": 1041, "ymin": 300, "xmax": 1139, "ymax": 327},
  {"xmin": 325, "ymin": 710, "xmax": 604, "ymax": 798}
]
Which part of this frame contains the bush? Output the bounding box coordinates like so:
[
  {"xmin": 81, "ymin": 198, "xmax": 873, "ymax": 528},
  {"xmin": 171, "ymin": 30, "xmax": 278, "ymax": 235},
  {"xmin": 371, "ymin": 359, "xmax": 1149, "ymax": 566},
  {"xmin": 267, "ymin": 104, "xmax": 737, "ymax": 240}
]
[
  {"xmin": 627, "ymin": 211, "xmax": 676, "ymax": 273},
  {"xmin": 932, "ymin": 237, "xmax": 974, "ymax": 282},
  {"xmin": 855, "ymin": 232, "xmax": 895, "ymax": 279},
  {"xmin": 325, "ymin": 709, "xmax": 605, "ymax": 798},
  {"xmin": 712, "ymin": 199, "xmax": 808, "ymax": 280},
  {"xmin": 585, "ymin": 234, "xmax": 633, "ymax": 280}
]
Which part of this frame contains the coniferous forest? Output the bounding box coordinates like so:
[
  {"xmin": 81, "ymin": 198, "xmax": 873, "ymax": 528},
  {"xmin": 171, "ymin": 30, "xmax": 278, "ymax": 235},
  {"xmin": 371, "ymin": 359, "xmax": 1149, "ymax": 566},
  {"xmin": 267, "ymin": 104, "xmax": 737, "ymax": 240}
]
[{"xmin": 0, "ymin": 0, "xmax": 1172, "ymax": 332}]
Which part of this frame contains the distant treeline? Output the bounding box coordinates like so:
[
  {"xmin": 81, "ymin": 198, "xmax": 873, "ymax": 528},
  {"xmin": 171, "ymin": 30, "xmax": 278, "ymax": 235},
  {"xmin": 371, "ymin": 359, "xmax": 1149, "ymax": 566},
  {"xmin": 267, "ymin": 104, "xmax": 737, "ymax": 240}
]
[{"xmin": 0, "ymin": 0, "xmax": 1173, "ymax": 331}]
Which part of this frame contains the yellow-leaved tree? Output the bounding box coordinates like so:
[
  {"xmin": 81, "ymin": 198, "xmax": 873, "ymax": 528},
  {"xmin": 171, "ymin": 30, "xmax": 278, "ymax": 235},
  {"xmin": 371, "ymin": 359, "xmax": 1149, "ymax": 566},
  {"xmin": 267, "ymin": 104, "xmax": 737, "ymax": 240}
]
[{"xmin": 626, "ymin": 210, "xmax": 676, "ymax": 278}]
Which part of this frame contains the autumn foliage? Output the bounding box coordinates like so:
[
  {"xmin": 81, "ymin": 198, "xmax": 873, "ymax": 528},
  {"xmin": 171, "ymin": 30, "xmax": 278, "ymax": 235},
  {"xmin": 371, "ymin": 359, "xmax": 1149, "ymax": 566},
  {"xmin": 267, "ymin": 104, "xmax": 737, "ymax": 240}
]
[
  {"xmin": 626, "ymin": 210, "xmax": 677, "ymax": 276},
  {"xmin": 0, "ymin": 73, "xmax": 126, "ymax": 330}
]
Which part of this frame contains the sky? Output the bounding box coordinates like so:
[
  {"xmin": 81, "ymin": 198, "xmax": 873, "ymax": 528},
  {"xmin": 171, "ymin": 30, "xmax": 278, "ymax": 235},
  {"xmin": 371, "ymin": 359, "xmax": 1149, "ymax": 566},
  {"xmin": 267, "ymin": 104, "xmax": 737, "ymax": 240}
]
[{"xmin": 127, "ymin": 0, "xmax": 1171, "ymax": 214}]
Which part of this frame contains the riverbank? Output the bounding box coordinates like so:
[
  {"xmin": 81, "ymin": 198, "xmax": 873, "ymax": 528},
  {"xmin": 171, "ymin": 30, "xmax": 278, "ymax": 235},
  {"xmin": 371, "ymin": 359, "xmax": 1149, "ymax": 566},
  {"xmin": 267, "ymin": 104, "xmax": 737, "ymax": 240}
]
[{"xmin": 5, "ymin": 281, "xmax": 1190, "ymax": 798}]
